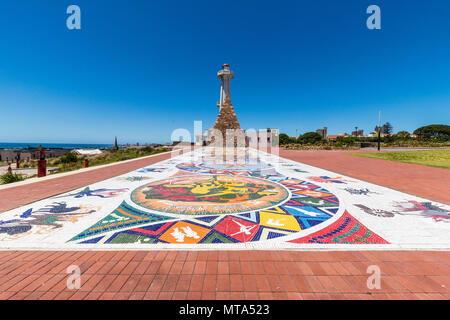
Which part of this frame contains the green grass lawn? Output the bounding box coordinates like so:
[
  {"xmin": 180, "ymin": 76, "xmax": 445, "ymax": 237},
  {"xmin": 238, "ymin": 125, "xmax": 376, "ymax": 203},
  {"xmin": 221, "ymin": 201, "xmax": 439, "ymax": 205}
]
[{"xmin": 349, "ymin": 149, "xmax": 450, "ymax": 169}]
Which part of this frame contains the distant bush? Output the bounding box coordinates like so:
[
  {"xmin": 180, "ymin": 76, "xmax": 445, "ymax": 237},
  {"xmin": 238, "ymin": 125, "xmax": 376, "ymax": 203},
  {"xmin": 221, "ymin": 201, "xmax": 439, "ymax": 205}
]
[
  {"xmin": 336, "ymin": 136, "xmax": 358, "ymax": 144},
  {"xmin": 141, "ymin": 146, "xmax": 154, "ymax": 153},
  {"xmin": 279, "ymin": 133, "xmax": 292, "ymax": 145},
  {"xmin": 297, "ymin": 132, "xmax": 324, "ymax": 144},
  {"xmin": 395, "ymin": 131, "xmax": 411, "ymax": 139},
  {"xmin": 60, "ymin": 153, "xmax": 79, "ymax": 163},
  {"xmin": 414, "ymin": 124, "xmax": 450, "ymax": 141},
  {"xmin": 1, "ymin": 172, "xmax": 24, "ymax": 184}
]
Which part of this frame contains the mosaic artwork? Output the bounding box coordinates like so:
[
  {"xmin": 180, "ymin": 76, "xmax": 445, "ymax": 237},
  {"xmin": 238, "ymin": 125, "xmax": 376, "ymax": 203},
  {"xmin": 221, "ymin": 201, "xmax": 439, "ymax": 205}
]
[
  {"xmin": 288, "ymin": 210, "xmax": 389, "ymax": 244},
  {"xmin": 130, "ymin": 175, "xmax": 289, "ymax": 215},
  {"xmin": 116, "ymin": 176, "xmax": 150, "ymax": 182},
  {"xmin": 356, "ymin": 201, "xmax": 450, "ymax": 222},
  {"xmin": 344, "ymin": 188, "xmax": 379, "ymax": 196},
  {"xmin": 176, "ymin": 158, "xmax": 276, "ymax": 177},
  {"xmin": 354, "ymin": 204, "xmax": 395, "ymax": 218},
  {"xmin": 0, "ymin": 148, "xmax": 449, "ymax": 249},
  {"xmin": 70, "ymin": 176, "xmax": 340, "ymax": 244},
  {"xmin": 0, "ymin": 202, "xmax": 100, "ymax": 240},
  {"xmin": 307, "ymin": 176, "xmax": 357, "ymax": 184},
  {"xmin": 53, "ymin": 187, "xmax": 128, "ymax": 199}
]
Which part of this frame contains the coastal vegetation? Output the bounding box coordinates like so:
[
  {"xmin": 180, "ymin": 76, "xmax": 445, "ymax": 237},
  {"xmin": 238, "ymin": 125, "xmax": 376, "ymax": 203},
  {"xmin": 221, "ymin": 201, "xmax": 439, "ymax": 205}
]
[
  {"xmin": 280, "ymin": 124, "xmax": 450, "ymax": 150},
  {"xmin": 50, "ymin": 146, "xmax": 171, "ymax": 173},
  {"xmin": 349, "ymin": 149, "xmax": 450, "ymax": 170},
  {"xmin": 1, "ymin": 146, "xmax": 170, "ymax": 184},
  {"xmin": 0, "ymin": 172, "xmax": 24, "ymax": 184}
]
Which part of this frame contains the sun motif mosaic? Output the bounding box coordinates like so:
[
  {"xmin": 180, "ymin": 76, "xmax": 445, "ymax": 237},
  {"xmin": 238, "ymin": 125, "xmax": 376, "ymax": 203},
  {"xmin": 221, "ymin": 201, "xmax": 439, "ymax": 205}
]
[
  {"xmin": 1, "ymin": 148, "xmax": 449, "ymax": 249},
  {"xmin": 71, "ymin": 176, "xmax": 343, "ymax": 244},
  {"xmin": 130, "ymin": 175, "xmax": 289, "ymax": 215}
]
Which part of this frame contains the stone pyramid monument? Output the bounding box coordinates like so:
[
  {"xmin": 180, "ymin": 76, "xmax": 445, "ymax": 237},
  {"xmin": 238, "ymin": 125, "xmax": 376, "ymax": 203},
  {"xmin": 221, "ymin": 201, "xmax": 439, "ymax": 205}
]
[{"xmin": 212, "ymin": 64, "xmax": 242, "ymax": 140}]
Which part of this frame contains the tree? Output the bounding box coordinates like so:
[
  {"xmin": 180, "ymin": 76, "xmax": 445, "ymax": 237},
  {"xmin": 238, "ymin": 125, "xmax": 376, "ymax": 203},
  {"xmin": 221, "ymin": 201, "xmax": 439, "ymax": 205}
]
[
  {"xmin": 414, "ymin": 124, "xmax": 450, "ymax": 141},
  {"xmin": 60, "ymin": 153, "xmax": 78, "ymax": 164},
  {"xmin": 279, "ymin": 133, "xmax": 291, "ymax": 145},
  {"xmin": 374, "ymin": 125, "xmax": 383, "ymax": 134},
  {"xmin": 396, "ymin": 131, "xmax": 410, "ymax": 139},
  {"xmin": 297, "ymin": 132, "xmax": 324, "ymax": 144},
  {"xmin": 382, "ymin": 122, "xmax": 393, "ymax": 134}
]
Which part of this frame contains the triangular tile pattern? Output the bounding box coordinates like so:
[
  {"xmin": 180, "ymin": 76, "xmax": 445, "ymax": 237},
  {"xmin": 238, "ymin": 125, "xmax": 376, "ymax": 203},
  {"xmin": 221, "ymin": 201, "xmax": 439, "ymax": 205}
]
[
  {"xmin": 69, "ymin": 201, "xmax": 174, "ymax": 242},
  {"xmin": 288, "ymin": 210, "xmax": 389, "ymax": 244}
]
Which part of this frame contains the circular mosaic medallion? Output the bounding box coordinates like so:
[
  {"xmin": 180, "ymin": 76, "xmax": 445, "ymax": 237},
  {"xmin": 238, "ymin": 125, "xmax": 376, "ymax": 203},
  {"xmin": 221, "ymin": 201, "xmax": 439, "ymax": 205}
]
[{"xmin": 130, "ymin": 175, "xmax": 289, "ymax": 215}]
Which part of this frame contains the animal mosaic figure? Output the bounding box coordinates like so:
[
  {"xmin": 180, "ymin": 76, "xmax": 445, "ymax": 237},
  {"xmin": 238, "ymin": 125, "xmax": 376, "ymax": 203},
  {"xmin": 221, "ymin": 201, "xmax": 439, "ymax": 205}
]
[
  {"xmin": 231, "ymin": 219, "xmax": 257, "ymax": 236},
  {"xmin": 0, "ymin": 220, "xmax": 32, "ymax": 236},
  {"xmin": 345, "ymin": 188, "xmax": 378, "ymax": 196},
  {"xmin": 117, "ymin": 176, "xmax": 149, "ymax": 182},
  {"xmin": 393, "ymin": 201, "xmax": 450, "ymax": 222},
  {"xmin": 292, "ymin": 168, "xmax": 308, "ymax": 173},
  {"xmin": 34, "ymin": 202, "xmax": 83, "ymax": 214},
  {"xmin": 136, "ymin": 167, "xmax": 166, "ymax": 173},
  {"xmin": 170, "ymin": 226, "xmax": 200, "ymax": 242},
  {"xmin": 356, "ymin": 201, "xmax": 450, "ymax": 222},
  {"xmin": 0, "ymin": 203, "xmax": 98, "ymax": 237},
  {"xmin": 308, "ymin": 176, "xmax": 356, "ymax": 184},
  {"xmin": 354, "ymin": 204, "xmax": 395, "ymax": 217},
  {"xmin": 54, "ymin": 187, "xmax": 128, "ymax": 199}
]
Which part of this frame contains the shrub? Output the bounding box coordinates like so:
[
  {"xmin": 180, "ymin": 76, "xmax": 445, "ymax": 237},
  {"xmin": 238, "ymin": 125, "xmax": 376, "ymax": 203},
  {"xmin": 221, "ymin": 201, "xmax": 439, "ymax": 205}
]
[
  {"xmin": 1, "ymin": 172, "xmax": 24, "ymax": 184},
  {"xmin": 396, "ymin": 131, "xmax": 411, "ymax": 139},
  {"xmin": 279, "ymin": 133, "xmax": 291, "ymax": 145},
  {"xmin": 60, "ymin": 152, "xmax": 79, "ymax": 163},
  {"xmin": 414, "ymin": 124, "xmax": 450, "ymax": 141},
  {"xmin": 297, "ymin": 132, "xmax": 324, "ymax": 144},
  {"xmin": 336, "ymin": 136, "xmax": 357, "ymax": 144},
  {"xmin": 141, "ymin": 146, "xmax": 154, "ymax": 153}
]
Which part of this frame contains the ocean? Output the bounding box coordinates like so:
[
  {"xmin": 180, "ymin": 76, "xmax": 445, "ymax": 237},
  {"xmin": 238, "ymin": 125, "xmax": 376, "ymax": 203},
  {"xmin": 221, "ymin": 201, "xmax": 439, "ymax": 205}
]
[{"xmin": 0, "ymin": 142, "xmax": 113, "ymax": 149}]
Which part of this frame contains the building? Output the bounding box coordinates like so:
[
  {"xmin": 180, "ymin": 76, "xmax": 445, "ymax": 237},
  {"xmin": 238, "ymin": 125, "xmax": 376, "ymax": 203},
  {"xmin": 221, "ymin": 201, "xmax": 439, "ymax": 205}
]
[
  {"xmin": 0, "ymin": 148, "xmax": 71, "ymax": 162},
  {"xmin": 73, "ymin": 149, "xmax": 103, "ymax": 156},
  {"xmin": 316, "ymin": 127, "xmax": 328, "ymax": 139},
  {"xmin": 351, "ymin": 130, "xmax": 364, "ymax": 137},
  {"xmin": 326, "ymin": 133, "xmax": 348, "ymax": 141},
  {"xmin": 246, "ymin": 129, "xmax": 280, "ymax": 147}
]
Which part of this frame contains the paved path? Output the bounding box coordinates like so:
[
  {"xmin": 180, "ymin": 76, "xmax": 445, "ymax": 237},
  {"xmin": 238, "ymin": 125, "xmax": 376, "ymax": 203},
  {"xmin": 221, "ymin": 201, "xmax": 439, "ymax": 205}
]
[
  {"xmin": 0, "ymin": 148, "xmax": 448, "ymax": 300},
  {"xmin": 0, "ymin": 151, "xmax": 176, "ymax": 214},
  {"xmin": 0, "ymin": 250, "xmax": 448, "ymax": 300},
  {"xmin": 279, "ymin": 149, "xmax": 450, "ymax": 205},
  {"xmin": 1, "ymin": 148, "xmax": 449, "ymax": 249}
]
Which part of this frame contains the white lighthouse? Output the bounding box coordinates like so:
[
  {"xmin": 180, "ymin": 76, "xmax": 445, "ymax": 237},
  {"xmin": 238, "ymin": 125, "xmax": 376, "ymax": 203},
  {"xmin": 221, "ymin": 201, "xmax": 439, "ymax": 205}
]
[{"xmin": 217, "ymin": 64, "xmax": 234, "ymax": 110}]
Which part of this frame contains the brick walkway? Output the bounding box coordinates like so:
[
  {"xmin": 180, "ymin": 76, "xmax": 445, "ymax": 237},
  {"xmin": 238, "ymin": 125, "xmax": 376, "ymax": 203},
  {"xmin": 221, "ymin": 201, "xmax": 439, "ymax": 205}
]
[
  {"xmin": 0, "ymin": 250, "xmax": 448, "ymax": 300},
  {"xmin": 0, "ymin": 151, "xmax": 177, "ymax": 214},
  {"xmin": 1, "ymin": 148, "xmax": 449, "ymax": 300},
  {"xmin": 279, "ymin": 149, "xmax": 450, "ymax": 205}
]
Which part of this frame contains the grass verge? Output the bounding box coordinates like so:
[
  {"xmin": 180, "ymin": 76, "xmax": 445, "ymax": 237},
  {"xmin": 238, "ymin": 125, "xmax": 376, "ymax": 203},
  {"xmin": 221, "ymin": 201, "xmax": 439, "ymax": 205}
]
[{"xmin": 349, "ymin": 149, "xmax": 450, "ymax": 169}]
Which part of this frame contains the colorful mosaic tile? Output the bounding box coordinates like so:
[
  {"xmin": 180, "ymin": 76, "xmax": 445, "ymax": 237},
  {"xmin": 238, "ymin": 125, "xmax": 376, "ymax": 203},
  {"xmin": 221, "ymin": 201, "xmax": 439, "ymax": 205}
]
[
  {"xmin": 130, "ymin": 175, "xmax": 289, "ymax": 215},
  {"xmin": 1, "ymin": 148, "xmax": 449, "ymax": 249},
  {"xmin": 288, "ymin": 210, "xmax": 389, "ymax": 244},
  {"xmin": 69, "ymin": 201, "xmax": 174, "ymax": 242}
]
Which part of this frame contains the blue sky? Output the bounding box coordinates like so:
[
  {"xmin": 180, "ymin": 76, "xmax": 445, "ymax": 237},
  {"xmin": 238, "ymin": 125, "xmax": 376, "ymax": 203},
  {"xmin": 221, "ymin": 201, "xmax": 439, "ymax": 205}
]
[{"xmin": 0, "ymin": 0, "xmax": 449, "ymax": 144}]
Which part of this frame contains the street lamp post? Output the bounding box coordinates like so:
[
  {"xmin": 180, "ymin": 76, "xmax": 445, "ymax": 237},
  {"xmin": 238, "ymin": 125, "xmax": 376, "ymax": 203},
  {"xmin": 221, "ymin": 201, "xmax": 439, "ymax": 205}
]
[{"xmin": 377, "ymin": 110, "xmax": 381, "ymax": 151}]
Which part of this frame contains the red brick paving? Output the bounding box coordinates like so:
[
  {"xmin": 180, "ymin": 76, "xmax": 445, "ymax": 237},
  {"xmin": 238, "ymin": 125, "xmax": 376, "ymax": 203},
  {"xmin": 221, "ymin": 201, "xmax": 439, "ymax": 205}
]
[
  {"xmin": 0, "ymin": 250, "xmax": 448, "ymax": 300},
  {"xmin": 279, "ymin": 149, "xmax": 450, "ymax": 205},
  {"xmin": 0, "ymin": 151, "xmax": 177, "ymax": 213},
  {"xmin": 0, "ymin": 148, "xmax": 449, "ymax": 300}
]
